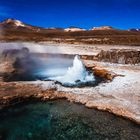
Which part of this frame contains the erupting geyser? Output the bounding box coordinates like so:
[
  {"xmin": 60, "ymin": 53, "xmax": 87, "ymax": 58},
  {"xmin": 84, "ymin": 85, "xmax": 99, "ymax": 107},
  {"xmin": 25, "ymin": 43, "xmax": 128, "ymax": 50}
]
[{"xmin": 47, "ymin": 55, "xmax": 95, "ymax": 86}]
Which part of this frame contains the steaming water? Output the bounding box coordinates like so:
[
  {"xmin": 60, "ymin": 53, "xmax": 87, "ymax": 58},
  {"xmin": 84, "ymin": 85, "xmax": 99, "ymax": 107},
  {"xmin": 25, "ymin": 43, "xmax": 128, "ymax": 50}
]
[{"xmin": 46, "ymin": 55, "xmax": 95, "ymax": 86}]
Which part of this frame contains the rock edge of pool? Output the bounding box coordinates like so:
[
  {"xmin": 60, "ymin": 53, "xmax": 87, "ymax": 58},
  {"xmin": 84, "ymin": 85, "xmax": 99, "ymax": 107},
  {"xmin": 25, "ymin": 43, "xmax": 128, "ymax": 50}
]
[{"xmin": 0, "ymin": 80, "xmax": 140, "ymax": 125}]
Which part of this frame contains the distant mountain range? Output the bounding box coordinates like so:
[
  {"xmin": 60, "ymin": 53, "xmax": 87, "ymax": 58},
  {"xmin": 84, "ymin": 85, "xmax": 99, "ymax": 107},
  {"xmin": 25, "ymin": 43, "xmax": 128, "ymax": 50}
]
[
  {"xmin": 0, "ymin": 18, "xmax": 139, "ymax": 32},
  {"xmin": 0, "ymin": 18, "xmax": 140, "ymax": 45},
  {"xmin": 0, "ymin": 19, "xmax": 63, "ymax": 32}
]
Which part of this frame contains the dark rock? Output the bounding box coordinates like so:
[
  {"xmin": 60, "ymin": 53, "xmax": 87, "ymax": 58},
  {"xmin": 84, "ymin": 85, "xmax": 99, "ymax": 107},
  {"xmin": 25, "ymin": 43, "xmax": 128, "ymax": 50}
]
[{"xmin": 96, "ymin": 49, "xmax": 140, "ymax": 64}]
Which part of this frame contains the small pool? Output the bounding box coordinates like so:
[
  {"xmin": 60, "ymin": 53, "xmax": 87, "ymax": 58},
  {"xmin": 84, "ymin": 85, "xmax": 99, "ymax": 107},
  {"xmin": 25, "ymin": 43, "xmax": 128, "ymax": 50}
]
[{"xmin": 0, "ymin": 100, "xmax": 139, "ymax": 140}]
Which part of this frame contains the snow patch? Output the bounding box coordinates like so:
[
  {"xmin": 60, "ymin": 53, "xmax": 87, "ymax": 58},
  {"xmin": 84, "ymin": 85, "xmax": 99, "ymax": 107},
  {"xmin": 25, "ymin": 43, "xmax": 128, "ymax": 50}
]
[
  {"xmin": 65, "ymin": 27, "xmax": 85, "ymax": 32},
  {"xmin": 91, "ymin": 26, "xmax": 114, "ymax": 30},
  {"xmin": 14, "ymin": 20, "xmax": 25, "ymax": 27}
]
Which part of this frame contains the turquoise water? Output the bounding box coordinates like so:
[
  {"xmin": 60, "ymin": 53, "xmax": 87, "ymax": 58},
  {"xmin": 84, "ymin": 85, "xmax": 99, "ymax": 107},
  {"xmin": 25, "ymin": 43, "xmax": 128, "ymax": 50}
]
[{"xmin": 0, "ymin": 100, "xmax": 139, "ymax": 140}]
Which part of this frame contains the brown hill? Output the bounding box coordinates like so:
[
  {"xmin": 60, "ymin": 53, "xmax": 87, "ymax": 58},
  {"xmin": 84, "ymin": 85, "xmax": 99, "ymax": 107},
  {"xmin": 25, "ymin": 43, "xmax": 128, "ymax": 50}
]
[{"xmin": 0, "ymin": 19, "xmax": 140, "ymax": 45}]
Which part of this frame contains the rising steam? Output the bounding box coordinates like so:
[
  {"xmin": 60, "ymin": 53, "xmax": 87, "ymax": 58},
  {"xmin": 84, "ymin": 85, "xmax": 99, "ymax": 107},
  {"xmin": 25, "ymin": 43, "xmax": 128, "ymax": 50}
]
[
  {"xmin": 0, "ymin": 42, "xmax": 96, "ymax": 87},
  {"xmin": 46, "ymin": 55, "xmax": 95, "ymax": 86}
]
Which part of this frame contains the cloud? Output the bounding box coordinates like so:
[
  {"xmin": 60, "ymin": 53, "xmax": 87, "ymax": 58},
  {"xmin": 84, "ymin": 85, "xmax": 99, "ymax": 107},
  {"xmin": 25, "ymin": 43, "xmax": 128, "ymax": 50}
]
[{"xmin": 0, "ymin": 5, "xmax": 11, "ymax": 17}]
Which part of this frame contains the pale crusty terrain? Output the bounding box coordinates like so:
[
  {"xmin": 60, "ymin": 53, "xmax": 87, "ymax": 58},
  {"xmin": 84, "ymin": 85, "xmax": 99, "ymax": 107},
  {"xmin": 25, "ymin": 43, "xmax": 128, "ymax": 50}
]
[
  {"xmin": 0, "ymin": 42, "xmax": 140, "ymax": 124},
  {"xmin": 0, "ymin": 61, "xmax": 140, "ymax": 124}
]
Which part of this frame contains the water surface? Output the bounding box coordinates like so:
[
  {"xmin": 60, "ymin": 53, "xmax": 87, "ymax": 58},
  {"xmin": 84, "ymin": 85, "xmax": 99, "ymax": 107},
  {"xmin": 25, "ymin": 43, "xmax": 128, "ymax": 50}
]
[{"xmin": 0, "ymin": 100, "xmax": 139, "ymax": 140}]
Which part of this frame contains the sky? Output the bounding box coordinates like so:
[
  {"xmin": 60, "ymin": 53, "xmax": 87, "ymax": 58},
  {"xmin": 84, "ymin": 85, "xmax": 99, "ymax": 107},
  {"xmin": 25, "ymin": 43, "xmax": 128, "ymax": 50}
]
[{"xmin": 0, "ymin": 0, "xmax": 140, "ymax": 29}]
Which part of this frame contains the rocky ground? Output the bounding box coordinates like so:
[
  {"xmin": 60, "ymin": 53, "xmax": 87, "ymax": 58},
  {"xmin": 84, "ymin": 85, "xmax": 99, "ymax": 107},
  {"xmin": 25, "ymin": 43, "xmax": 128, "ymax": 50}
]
[{"xmin": 0, "ymin": 42, "xmax": 140, "ymax": 125}]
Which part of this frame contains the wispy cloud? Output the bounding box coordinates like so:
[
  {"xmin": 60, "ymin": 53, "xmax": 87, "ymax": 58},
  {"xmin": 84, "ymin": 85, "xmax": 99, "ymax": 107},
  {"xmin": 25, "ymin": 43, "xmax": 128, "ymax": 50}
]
[{"xmin": 0, "ymin": 5, "xmax": 11, "ymax": 17}]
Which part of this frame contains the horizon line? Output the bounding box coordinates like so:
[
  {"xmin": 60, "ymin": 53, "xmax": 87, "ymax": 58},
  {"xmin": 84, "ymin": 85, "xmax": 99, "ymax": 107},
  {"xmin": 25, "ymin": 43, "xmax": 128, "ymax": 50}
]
[{"xmin": 0, "ymin": 18, "xmax": 140, "ymax": 31}]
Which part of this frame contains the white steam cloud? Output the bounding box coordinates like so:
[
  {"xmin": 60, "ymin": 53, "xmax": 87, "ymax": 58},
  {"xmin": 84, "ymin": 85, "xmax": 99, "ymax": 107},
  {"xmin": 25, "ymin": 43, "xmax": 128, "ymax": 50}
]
[
  {"xmin": 0, "ymin": 42, "xmax": 61, "ymax": 54},
  {"xmin": 0, "ymin": 42, "xmax": 95, "ymax": 86},
  {"xmin": 45, "ymin": 55, "xmax": 95, "ymax": 85}
]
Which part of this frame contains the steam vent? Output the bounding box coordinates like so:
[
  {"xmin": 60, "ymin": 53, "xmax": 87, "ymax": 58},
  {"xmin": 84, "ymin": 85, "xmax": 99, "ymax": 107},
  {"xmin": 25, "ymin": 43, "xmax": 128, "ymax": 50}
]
[{"xmin": 0, "ymin": 1, "xmax": 140, "ymax": 138}]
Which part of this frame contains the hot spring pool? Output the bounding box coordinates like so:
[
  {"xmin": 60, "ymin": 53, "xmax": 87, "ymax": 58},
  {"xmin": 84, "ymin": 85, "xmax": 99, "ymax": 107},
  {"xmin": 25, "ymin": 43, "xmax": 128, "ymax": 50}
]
[
  {"xmin": 0, "ymin": 100, "xmax": 139, "ymax": 140},
  {"xmin": 3, "ymin": 55, "xmax": 104, "ymax": 87}
]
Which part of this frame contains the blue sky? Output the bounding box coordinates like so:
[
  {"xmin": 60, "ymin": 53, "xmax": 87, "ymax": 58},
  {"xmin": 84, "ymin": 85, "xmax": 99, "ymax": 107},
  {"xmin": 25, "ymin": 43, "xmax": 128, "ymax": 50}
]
[{"xmin": 0, "ymin": 0, "xmax": 140, "ymax": 29}]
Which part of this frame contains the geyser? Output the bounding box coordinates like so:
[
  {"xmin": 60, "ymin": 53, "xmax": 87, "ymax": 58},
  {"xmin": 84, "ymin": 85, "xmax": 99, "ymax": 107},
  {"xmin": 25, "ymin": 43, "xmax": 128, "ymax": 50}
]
[
  {"xmin": 2, "ymin": 48, "xmax": 103, "ymax": 87},
  {"xmin": 46, "ymin": 55, "xmax": 95, "ymax": 86}
]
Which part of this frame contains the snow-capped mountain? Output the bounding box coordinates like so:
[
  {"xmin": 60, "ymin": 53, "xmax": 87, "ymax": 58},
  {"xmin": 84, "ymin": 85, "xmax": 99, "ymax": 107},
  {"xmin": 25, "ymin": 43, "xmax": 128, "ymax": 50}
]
[
  {"xmin": 0, "ymin": 18, "xmax": 44, "ymax": 32},
  {"xmin": 129, "ymin": 29, "xmax": 140, "ymax": 32},
  {"xmin": 91, "ymin": 26, "xmax": 115, "ymax": 30},
  {"xmin": 0, "ymin": 19, "xmax": 65, "ymax": 33},
  {"xmin": 0, "ymin": 18, "xmax": 27, "ymax": 28},
  {"xmin": 64, "ymin": 26, "xmax": 86, "ymax": 32},
  {"xmin": 4, "ymin": 19, "xmax": 25, "ymax": 27}
]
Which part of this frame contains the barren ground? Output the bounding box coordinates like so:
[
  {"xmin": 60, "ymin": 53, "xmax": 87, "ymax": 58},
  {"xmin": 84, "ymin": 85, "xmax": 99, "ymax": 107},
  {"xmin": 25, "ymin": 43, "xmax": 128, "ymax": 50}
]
[{"xmin": 0, "ymin": 42, "xmax": 140, "ymax": 124}]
